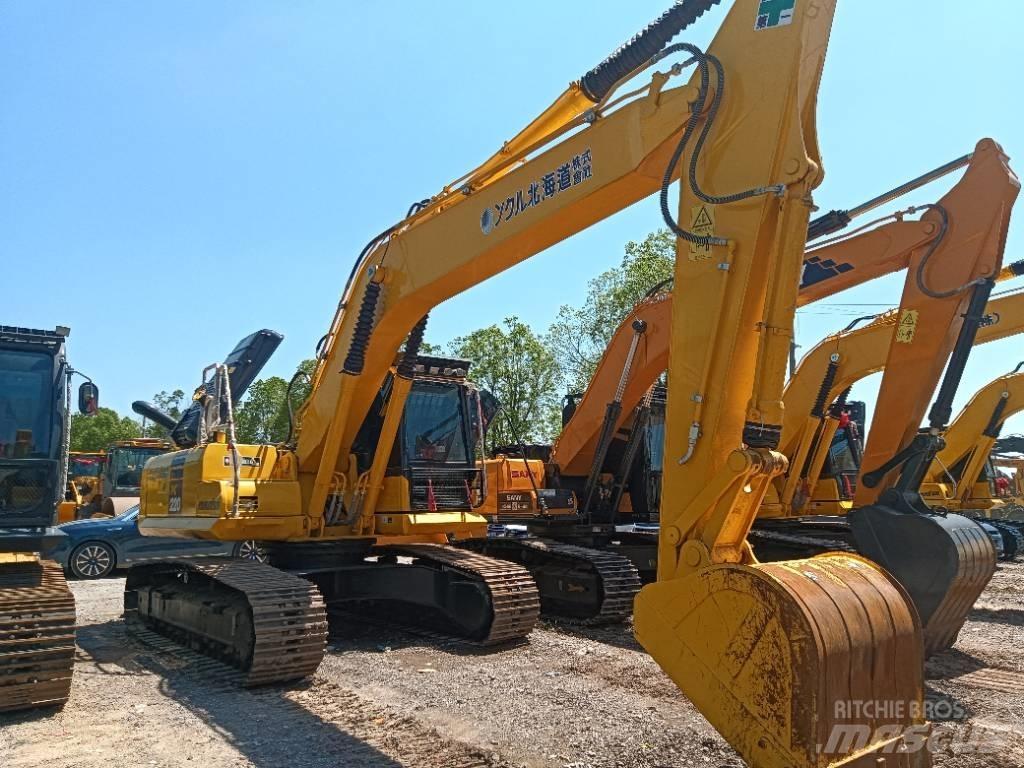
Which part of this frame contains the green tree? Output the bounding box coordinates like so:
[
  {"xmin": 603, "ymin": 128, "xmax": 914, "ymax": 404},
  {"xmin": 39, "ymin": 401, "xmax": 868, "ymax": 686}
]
[
  {"xmin": 450, "ymin": 317, "xmax": 561, "ymax": 450},
  {"xmin": 70, "ymin": 407, "xmax": 141, "ymax": 452},
  {"xmin": 144, "ymin": 389, "xmax": 187, "ymax": 438},
  {"xmin": 234, "ymin": 359, "xmax": 316, "ymax": 444},
  {"xmin": 235, "ymin": 377, "xmax": 289, "ymax": 443},
  {"xmin": 547, "ymin": 229, "xmax": 674, "ymax": 393}
]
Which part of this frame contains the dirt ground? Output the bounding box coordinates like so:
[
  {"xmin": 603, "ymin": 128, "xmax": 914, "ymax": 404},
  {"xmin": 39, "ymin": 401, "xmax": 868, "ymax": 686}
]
[{"xmin": 2, "ymin": 563, "xmax": 1023, "ymax": 768}]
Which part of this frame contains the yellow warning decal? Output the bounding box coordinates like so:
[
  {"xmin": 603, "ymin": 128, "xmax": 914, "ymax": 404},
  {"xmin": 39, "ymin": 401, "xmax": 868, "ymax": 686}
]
[
  {"xmin": 688, "ymin": 204, "xmax": 716, "ymax": 260},
  {"xmin": 895, "ymin": 309, "xmax": 919, "ymax": 344}
]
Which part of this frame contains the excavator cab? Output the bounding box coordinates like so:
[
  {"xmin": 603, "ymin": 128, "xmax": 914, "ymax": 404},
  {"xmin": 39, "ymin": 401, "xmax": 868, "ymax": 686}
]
[{"xmin": 352, "ymin": 356, "xmax": 484, "ymax": 513}]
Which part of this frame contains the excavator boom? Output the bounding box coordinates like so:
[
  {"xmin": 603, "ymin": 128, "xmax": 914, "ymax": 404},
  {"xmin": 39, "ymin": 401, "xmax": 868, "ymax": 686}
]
[{"xmin": 130, "ymin": 3, "xmax": 942, "ymax": 765}]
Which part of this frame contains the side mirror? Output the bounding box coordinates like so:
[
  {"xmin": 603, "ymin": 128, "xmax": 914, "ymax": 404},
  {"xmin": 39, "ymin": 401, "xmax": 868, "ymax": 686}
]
[{"xmin": 78, "ymin": 382, "xmax": 100, "ymax": 415}]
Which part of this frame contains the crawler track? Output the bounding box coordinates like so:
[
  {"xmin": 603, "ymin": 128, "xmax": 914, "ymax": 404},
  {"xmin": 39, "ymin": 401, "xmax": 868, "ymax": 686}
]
[
  {"xmin": 125, "ymin": 559, "xmax": 327, "ymax": 686},
  {"xmin": 376, "ymin": 544, "xmax": 540, "ymax": 645},
  {"xmin": 455, "ymin": 537, "xmax": 641, "ymax": 624},
  {"xmin": 0, "ymin": 558, "xmax": 76, "ymax": 712}
]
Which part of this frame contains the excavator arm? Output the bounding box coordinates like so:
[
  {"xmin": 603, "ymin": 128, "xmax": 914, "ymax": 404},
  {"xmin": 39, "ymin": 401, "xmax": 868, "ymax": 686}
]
[
  {"xmin": 925, "ymin": 366, "xmax": 1024, "ymax": 507},
  {"xmin": 763, "ymin": 285, "xmax": 1024, "ymax": 520},
  {"xmin": 854, "ymin": 141, "xmax": 1019, "ymax": 502},
  {"xmin": 552, "ymin": 148, "xmax": 1017, "ymax": 484}
]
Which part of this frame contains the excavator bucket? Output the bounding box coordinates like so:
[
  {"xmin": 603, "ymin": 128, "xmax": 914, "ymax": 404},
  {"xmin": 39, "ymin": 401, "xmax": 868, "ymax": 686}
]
[
  {"xmin": 849, "ymin": 506, "xmax": 995, "ymax": 657},
  {"xmin": 635, "ymin": 554, "xmax": 929, "ymax": 768}
]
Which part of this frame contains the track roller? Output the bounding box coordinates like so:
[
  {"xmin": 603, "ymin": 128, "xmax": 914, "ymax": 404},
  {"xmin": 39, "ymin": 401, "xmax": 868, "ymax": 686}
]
[
  {"xmin": 0, "ymin": 557, "xmax": 76, "ymax": 713},
  {"xmin": 124, "ymin": 559, "xmax": 327, "ymax": 686},
  {"xmin": 455, "ymin": 537, "xmax": 641, "ymax": 623}
]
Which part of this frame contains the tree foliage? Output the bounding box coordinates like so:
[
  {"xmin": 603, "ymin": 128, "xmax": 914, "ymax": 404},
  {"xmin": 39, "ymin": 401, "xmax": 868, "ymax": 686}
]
[
  {"xmin": 70, "ymin": 407, "xmax": 141, "ymax": 452},
  {"xmin": 234, "ymin": 359, "xmax": 316, "ymax": 444},
  {"xmin": 144, "ymin": 389, "xmax": 187, "ymax": 438},
  {"xmin": 450, "ymin": 317, "xmax": 561, "ymax": 450},
  {"xmin": 546, "ymin": 229, "xmax": 674, "ymax": 393}
]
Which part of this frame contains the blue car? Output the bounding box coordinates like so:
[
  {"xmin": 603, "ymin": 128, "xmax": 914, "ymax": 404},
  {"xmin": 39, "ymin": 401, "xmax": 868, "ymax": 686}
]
[{"xmin": 43, "ymin": 505, "xmax": 267, "ymax": 579}]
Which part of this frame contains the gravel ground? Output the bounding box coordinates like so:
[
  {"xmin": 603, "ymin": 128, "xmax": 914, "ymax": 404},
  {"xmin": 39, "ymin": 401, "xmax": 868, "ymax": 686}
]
[{"xmin": 1, "ymin": 563, "xmax": 1023, "ymax": 768}]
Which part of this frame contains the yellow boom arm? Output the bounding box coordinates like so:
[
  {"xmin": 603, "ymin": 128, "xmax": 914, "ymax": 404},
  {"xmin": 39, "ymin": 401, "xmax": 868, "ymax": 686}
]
[
  {"xmin": 552, "ymin": 148, "xmax": 1017, "ymax": 482},
  {"xmin": 773, "ymin": 288, "xmax": 1024, "ymax": 516},
  {"xmin": 924, "ymin": 367, "xmax": 1024, "ymax": 507}
]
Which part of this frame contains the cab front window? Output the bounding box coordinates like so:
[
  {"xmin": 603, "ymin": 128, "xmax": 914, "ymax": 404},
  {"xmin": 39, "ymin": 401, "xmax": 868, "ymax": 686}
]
[{"xmin": 0, "ymin": 350, "xmax": 54, "ymax": 459}]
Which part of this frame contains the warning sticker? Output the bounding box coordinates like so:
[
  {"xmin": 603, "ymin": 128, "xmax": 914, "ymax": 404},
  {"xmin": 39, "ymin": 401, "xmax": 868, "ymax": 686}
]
[
  {"xmin": 895, "ymin": 309, "xmax": 919, "ymax": 344},
  {"xmin": 755, "ymin": 0, "xmax": 796, "ymax": 30},
  {"xmin": 688, "ymin": 204, "xmax": 716, "ymax": 260}
]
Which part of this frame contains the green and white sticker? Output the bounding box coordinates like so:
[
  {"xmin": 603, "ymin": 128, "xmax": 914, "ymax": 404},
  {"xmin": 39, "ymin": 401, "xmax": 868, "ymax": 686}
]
[{"xmin": 755, "ymin": 0, "xmax": 796, "ymax": 30}]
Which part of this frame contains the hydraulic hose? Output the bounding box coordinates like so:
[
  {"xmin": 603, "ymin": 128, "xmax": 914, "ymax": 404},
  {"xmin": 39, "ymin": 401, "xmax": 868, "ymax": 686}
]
[
  {"xmin": 397, "ymin": 315, "xmax": 429, "ymax": 379},
  {"xmin": 579, "ymin": 0, "xmax": 722, "ymax": 103},
  {"xmin": 659, "ymin": 44, "xmax": 783, "ymax": 247},
  {"xmin": 342, "ymin": 281, "xmax": 382, "ymax": 375}
]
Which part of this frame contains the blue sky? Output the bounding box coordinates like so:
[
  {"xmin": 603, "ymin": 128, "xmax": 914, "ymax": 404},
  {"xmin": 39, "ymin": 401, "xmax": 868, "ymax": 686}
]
[{"xmin": 3, "ymin": 1, "xmax": 1023, "ymax": 438}]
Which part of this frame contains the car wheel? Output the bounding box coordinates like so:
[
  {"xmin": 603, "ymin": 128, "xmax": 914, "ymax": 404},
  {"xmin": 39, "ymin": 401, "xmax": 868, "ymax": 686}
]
[
  {"xmin": 234, "ymin": 540, "xmax": 268, "ymax": 563},
  {"xmin": 69, "ymin": 542, "xmax": 116, "ymax": 579}
]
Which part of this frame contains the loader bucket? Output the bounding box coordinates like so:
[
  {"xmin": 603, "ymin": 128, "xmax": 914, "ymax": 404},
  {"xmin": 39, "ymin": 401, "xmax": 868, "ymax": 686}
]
[
  {"xmin": 635, "ymin": 555, "xmax": 930, "ymax": 768},
  {"xmin": 849, "ymin": 506, "xmax": 996, "ymax": 657}
]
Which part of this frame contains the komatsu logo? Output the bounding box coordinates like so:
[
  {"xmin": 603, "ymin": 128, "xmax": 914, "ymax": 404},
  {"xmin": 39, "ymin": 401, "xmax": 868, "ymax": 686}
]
[{"xmin": 480, "ymin": 149, "xmax": 593, "ymax": 234}]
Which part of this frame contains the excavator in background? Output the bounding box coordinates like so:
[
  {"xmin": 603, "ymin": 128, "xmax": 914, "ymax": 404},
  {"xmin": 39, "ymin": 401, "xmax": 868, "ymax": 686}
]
[
  {"xmin": 74, "ymin": 329, "xmax": 289, "ymax": 521},
  {"xmin": 769, "ymin": 286, "xmax": 1024, "ymax": 515},
  {"xmin": 481, "ymin": 142, "xmax": 1019, "ymax": 644},
  {"xmin": 919, "ymin": 365, "xmax": 1024, "ymax": 537},
  {"xmin": 131, "ymin": 328, "xmax": 284, "ymax": 451},
  {"xmin": 596, "ymin": 288, "xmax": 1024, "ymax": 564},
  {"xmin": 534, "ymin": 147, "xmax": 1021, "ymax": 518},
  {"xmin": 0, "ymin": 325, "xmax": 96, "ymax": 713},
  {"xmin": 124, "ymin": 3, "xmax": 935, "ymax": 764},
  {"xmin": 992, "ymin": 449, "xmax": 1024, "ymax": 506}
]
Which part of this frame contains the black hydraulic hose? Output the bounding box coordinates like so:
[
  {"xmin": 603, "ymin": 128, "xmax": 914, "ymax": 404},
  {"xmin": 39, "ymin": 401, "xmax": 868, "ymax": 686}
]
[
  {"xmin": 644, "ymin": 277, "xmax": 674, "ymax": 298},
  {"xmin": 343, "ymin": 281, "xmax": 382, "ymax": 375},
  {"xmin": 810, "ymin": 360, "xmax": 839, "ymax": 419},
  {"xmin": 342, "ymin": 226, "xmax": 396, "ymax": 312},
  {"xmin": 982, "ymin": 396, "xmax": 1010, "ymax": 439},
  {"xmin": 579, "ymin": 0, "xmax": 723, "ymax": 103},
  {"xmin": 927, "ymin": 278, "xmax": 996, "ymax": 429},
  {"xmin": 909, "ymin": 203, "xmax": 967, "ymax": 300},
  {"xmin": 397, "ymin": 315, "xmax": 429, "ymax": 379},
  {"xmin": 842, "ymin": 314, "xmax": 881, "ymax": 333},
  {"xmin": 659, "ymin": 45, "xmax": 783, "ymax": 247},
  {"xmin": 406, "ymin": 199, "xmax": 431, "ymax": 217}
]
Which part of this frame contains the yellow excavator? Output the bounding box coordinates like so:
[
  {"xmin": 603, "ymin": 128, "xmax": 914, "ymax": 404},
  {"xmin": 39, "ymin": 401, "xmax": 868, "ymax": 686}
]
[
  {"xmin": 0, "ymin": 325, "xmax": 96, "ymax": 713},
  {"xmin": 127, "ymin": 3, "xmax": 937, "ymax": 764},
  {"xmin": 537, "ymin": 146, "xmax": 1021, "ymax": 514},
  {"xmin": 765, "ymin": 287, "xmax": 1024, "ymax": 519},
  {"xmin": 918, "ymin": 364, "xmax": 1024, "ymax": 542},
  {"xmin": 481, "ymin": 143, "xmax": 1019, "ymax": 647}
]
